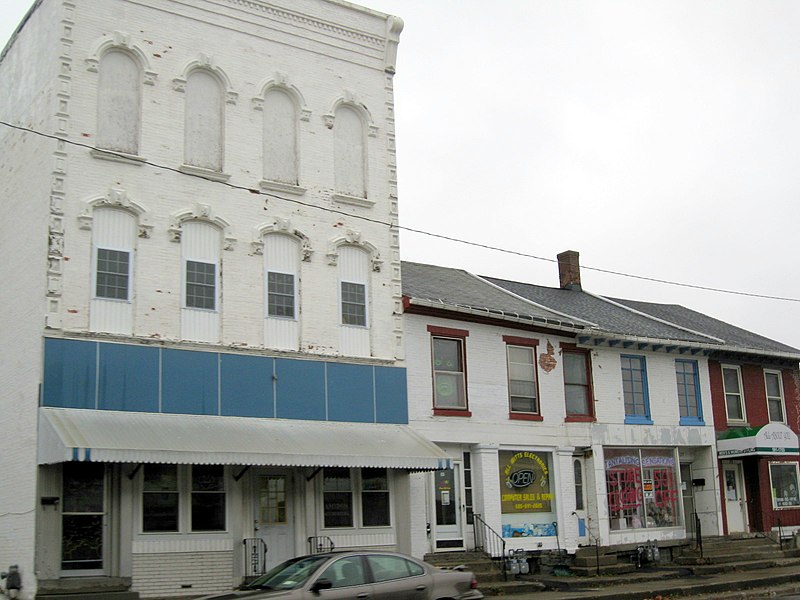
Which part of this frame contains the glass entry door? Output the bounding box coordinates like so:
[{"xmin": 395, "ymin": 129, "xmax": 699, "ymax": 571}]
[
  {"xmin": 724, "ymin": 462, "xmax": 748, "ymax": 533},
  {"xmin": 680, "ymin": 463, "xmax": 695, "ymax": 534},
  {"xmin": 61, "ymin": 462, "xmax": 107, "ymax": 575},
  {"xmin": 434, "ymin": 465, "xmax": 464, "ymax": 550},
  {"xmin": 254, "ymin": 471, "xmax": 295, "ymax": 571}
]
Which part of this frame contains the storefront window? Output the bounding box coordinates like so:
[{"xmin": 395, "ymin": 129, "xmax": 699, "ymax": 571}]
[
  {"xmin": 361, "ymin": 468, "xmax": 390, "ymax": 527},
  {"xmin": 498, "ymin": 450, "xmax": 556, "ymax": 537},
  {"xmin": 605, "ymin": 448, "xmax": 681, "ymax": 530},
  {"xmin": 323, "ymin": 467, "xmax": 353, "ymax": 528},
  {"xmin": 770, "ymin": 462, "xmax": 800, "ymax": 509}
]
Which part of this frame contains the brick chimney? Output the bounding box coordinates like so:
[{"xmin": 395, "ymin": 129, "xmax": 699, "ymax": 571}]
[{"xmin": 557, "ymin": 250, "xmax": 582, "ymax": 290}]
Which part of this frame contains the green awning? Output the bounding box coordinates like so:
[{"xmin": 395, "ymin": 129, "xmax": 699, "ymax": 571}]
[{"xmin": 717, "ymin": 423, "xmax": 799, "ymax": 458}]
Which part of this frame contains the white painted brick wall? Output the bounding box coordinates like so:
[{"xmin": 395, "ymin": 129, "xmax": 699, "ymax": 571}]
[
  {"xmin": 0, "ymin": 1, "xmax": 69, "ymax": 596},
  {"xmin": 44, "ymin": 0, "xmax": 402, "ymax": 361},
  {"xmin": 0, "ymin": 1, "xmax": 405, "ymax": 597},
  {"xmin": 406, "ymin": 314, "xmax": 716, "ymax": 445},
  {"xmin": 405, "ymin": 313, "xmax": 720, "ymax": 550},
  {"xmin": 132, "ymin": 551, "xmax": 233, "ymax": 598}
]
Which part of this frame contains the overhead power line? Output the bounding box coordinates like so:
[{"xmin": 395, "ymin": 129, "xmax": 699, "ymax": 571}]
[{"xmin": 2, "ymin": 119, "xmax": 798, "ymax": 304}]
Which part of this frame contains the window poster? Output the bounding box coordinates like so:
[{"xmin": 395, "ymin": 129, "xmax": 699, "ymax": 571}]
[
  {"xmin": 770, "ymin": 462, "xmax": 800, "ymax": 509},
  {"xmin": 498, "ymin": 450, "xmax": 556, "ymax": 537}
]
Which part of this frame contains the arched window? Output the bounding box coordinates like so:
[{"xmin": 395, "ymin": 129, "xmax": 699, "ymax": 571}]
[
  {"xmin": 338, "ymin": 245, "xmax": 368, "ymax": 328},
  {"xmin": 263, "ymin": 233, "xmax": 300, "ymax": 351},
  {"xmin": 334, "ymin": 105, "xmax": 366, "ymax": 198},
  {"xmin": 184, "ymin": 69, "xmax": 224, "ymax": 171},
  {"xmin": 181, "ymin": 220, "xmax": 221, "ymax": 343},
  {"xmin": 90, "ymin": 208, "xmax": 137, "ymax": 334},
  {"xmin": 574, "ymin": 459, "xmax": 584, "ymax": 511},
  {"xmin": 263, "ymin": 89, "xmax": 298, "ymax": 184},
  {"xmin": 97, "ymin": 50, "xmax": 141, "ymax": 154},
  {"xmin": 337, "ymin": 245, "xmax": 370, "ymax": 357}
]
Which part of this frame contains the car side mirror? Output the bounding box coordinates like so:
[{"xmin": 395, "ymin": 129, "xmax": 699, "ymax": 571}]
[{"xmin": 311, "ymin": 578, "xmax": 333, "ymax": 593}]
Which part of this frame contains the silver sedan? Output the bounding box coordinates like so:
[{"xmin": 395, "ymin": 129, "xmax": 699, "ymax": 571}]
[{"xmin": 198, "ymin": 551, "xmax": 484, "ymax": 600}]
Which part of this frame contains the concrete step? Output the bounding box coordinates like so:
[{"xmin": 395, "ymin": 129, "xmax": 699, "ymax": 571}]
[
  {"xmin": 36, "ymin": 594, "xmax": 139, "ymax": 600},
  {"xmin": 684, "ymin": 555, "xmax": 800, "ymax": 576},
  {"xmin": 480, "ymin": 579, "xmax": 548, "ymax": 596},
  {"xmin": 570, "ymin": 562, "xmax": 638, "ymax": 577},
  {"xmin": 573, "ymin": 553, "xmax": 621, "ymax": 568},
  {"xmin": 492, "ymin": 563, "xmax": 800, "ymax": 599},
  {"xmin": 679, "ymin": 544, "xmax": 800, "ymax": 563},
  {"xmin": 424, "ymin": 551, "xmax": 493, "ymax": 566},
  {"xmin": 675, "ymin": 546, "xmax": 786, "ymax": 565}
]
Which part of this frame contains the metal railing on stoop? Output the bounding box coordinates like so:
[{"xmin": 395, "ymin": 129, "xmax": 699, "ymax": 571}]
[
  {"xmin": 472, "ymin": 513, "xmax": 507, "ymax": 581},
  {"xmin": 308, "ymin": 535, "xmax": 336, "ymax": 554},
  {"xmin": 693, "ymin": 512, "xmax": 704, "ymax": 559},
  {"xmin": 243, "ymin": 538, "xmax": 268, "ymax": 579}
]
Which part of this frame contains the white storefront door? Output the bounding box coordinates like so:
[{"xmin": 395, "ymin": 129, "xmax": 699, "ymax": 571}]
[
  {"xmin": 254, "ymin": 470, "xmax": 295, "ymax": 571},
  {"xmin": 433, "ymin": 464, "xmax": 465, "ymax": 550},
  {"xmin": 723, "ymin": 462, "xmax": 748, "ymax": 533}
]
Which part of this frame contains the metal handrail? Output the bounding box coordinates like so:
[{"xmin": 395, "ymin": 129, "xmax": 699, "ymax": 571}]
[
  {"xmin": 694, "ymin": 512, "xmax": 703, "ymax": 559},
  {"xmin": 243, "ymin": 538, "xmax": 268, "ymax": 577},
  {"xmin": 307, "ymin": 535, "xmax": 335, "ymax": 554},
  {"xmin": 472, "ymin": 513, "xmax": 507, "ymax": 581}
]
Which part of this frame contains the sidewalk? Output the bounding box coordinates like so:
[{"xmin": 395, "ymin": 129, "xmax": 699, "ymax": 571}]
[{"xmin": 491, "ymin": 563, "xmax": 800, "ymax": 600}]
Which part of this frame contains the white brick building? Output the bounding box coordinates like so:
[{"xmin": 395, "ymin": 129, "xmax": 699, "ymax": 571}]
[
  {"xmin": 0, "ymin": 1, "xmax": 446, "ymax": 598},
  {"xmin": 403, "ymin": 256, "xmax": 723, "ymax": 559}
]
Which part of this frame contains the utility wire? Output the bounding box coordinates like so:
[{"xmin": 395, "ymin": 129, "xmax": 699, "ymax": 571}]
[{"xmin": 2, "ymin": 119, "xmax": 798, "ymax": 304}]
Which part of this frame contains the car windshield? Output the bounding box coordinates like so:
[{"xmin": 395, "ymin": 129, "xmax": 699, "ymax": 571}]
[{"xmin": 246, "ymin": 555, "xmax": 330, "ymax": 590}]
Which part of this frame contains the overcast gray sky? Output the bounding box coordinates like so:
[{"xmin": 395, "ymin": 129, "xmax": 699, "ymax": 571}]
[{"xmin": 3, "ymin": 1, "xmax": 799, "ymax": 349}]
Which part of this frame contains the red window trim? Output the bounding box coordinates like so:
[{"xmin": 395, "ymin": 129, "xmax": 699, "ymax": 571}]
[
  {"xmin": 433, "ymin": 408, "xmax": 472, "ymax": 417},
  {"xmin": 509, "ymin": 412, "xmax": 544, "ymax": 422},
  {"xmin": 503, "ymin": 335, "xmax": 539, "ymax": 347},
  {"xmin": 562, "ymin": 345, "xmax": 595, "ymax": 419},
  {"xmin": 430, "ymin": 328, "xmax": 469, "ymax": 413},
  {"xmin": 428, "ymin": 324, "xmax": 469, "ymax": 338},
  {"xmin": 565, "ymin": 414, "xmax": 597, "ymax": 423},
  {"xmin": 505, "ymin": 338, "xmax": 541, "ymax": 417}
]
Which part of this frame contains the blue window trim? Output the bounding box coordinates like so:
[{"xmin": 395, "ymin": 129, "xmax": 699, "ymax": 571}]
[
  {"xmin": 621, "ymin": 354, "xmax": 652, "ymax": 425},
  {"xmin": 676, "ymin": 359, "xmax": 704, "ymax": 426}
]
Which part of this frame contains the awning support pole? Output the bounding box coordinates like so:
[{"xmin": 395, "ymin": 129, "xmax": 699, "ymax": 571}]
[
  {"xmin": 306, "ymin": 466, "xmax": 323, "ymax": 482},
  {"xmin": 234, "ymin": 466, "xmax": 251, "ymax": 482},
  {"xmin": 127, "ymin": 463, "xmax": 143, "ymax": 480}
]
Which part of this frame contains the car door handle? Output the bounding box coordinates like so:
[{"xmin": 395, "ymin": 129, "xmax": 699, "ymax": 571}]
[
  {"xmin": 357, "ymin": 594, "xmax": 369, "ymax": 599},
  {"xmin": 416, "ymin": 585, "xmax": 426, "ymax": 591}
]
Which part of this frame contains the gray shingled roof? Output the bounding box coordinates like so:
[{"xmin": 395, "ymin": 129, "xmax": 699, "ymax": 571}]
[
  {"xmin": 610, "ymin": 297, "xmax": 800, "ymax": 355},
  {"xmin": 481, "ymin": 276, "xmax": 720, "ymax": 345},
  {"xmin": 401, "ymin": 262, "xmax": 590, "ymax": 330},
  {"xmin": 403, "ymin": 261, "xmax": 800, "ymax": 358}
]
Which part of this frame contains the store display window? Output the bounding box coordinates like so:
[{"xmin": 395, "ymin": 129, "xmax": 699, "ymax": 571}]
[
  {"xmin": 769, "ymin": 462, "xmax": 800, "ymax": 509},
  {"xmin": 605, "ymin": 448, "xmax": 681, "ymax": 530}
]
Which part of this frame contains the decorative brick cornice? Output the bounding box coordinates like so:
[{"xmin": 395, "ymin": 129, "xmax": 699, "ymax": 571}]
[{"xmin": 223, "ymin": 0, "xmax": 385, "ymax": 49}]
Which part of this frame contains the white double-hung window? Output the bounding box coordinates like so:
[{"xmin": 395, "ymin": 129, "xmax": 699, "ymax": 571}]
[
  {"xmin": 181, "ymin": 220, "xmax": 221, "ymax": 343},
  {"xmin": 90, "ymin": 208, "xmax": 136, "ymax": 334},
  {"xmin": 338, "ymin": 245, "xmax": 370, "ymax": 357},
  {"xmin": 264, "ymin": 233, "xmax": 300, "ymax": 351},
  {"xmin": 722, "ymin": 365, "xmax": 746, "ymax": 423},
  {"xmin": 765, "ymin": 370, "xmax": 786, "ymax": 423}
]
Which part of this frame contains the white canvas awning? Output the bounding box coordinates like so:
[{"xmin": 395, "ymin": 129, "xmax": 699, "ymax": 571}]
[{"xmin": 38, "ymin": 407, "xmax": 451, "ymax": 471}]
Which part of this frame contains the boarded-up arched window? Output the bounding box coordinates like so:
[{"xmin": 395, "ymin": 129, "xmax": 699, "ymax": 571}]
[
  {"xmin": 97, "ymin": 50, "xmax": 141, "ymax": 154},
  {"xmin": 263, "ymin": 89, "xmax": 298, "ymax": 184},
  {"xmin": 185, "ymin": 70, "xmax": 224, "ymax": 171},
  {"xmin": 334, "ymin": 105, "xmax": 366, "ymax": 198}
]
